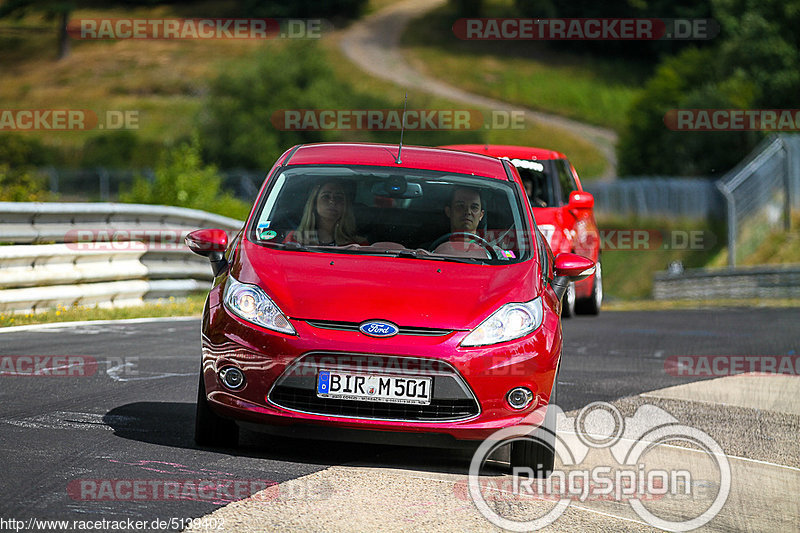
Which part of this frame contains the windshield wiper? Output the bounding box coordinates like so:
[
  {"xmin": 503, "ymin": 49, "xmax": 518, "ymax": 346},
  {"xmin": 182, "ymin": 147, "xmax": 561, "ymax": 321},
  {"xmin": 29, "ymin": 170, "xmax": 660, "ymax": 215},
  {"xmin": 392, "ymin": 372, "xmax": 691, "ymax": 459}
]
[
  {"xmin": 382, "ymin": 249, "xmax": 483, "ymax": 264},
  {"xmin": 281, "ymin": 242, "xmax": 322, "ymax": 252}
]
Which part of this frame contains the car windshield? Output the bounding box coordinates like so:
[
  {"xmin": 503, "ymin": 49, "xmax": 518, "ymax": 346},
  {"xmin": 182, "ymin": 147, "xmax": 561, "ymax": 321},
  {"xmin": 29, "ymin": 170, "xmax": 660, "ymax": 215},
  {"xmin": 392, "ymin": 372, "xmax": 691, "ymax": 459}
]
[
  {"xmin": 249, "ymin": 165, "xmax": 533, "ymax": 264},
  {"xmin": 505, "ymin": 158, "xmax": 557, "ymax": 208}
]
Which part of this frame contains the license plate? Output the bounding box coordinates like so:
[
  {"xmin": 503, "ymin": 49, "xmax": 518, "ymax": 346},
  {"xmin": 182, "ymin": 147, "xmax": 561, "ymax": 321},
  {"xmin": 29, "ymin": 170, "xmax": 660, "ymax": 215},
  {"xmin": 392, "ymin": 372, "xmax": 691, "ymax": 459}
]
[{"xmin": 316, "ymin": 370, "xmax": 432, "ymax": 405}]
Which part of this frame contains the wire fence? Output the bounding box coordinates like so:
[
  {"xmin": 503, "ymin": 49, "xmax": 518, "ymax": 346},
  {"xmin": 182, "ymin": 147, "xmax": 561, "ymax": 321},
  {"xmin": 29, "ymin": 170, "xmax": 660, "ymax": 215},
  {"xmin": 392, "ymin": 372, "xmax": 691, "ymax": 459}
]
[
  {"xmin": 584, "ymin": 178, "xmax": 723, "ymax": 220},
  {"xmin": 716, "ymin": 134, "xmax": 799, "ymax": 267},
  {"xmin": 40, "ymin": 167, "xmax": 265, "ymax": 202}
]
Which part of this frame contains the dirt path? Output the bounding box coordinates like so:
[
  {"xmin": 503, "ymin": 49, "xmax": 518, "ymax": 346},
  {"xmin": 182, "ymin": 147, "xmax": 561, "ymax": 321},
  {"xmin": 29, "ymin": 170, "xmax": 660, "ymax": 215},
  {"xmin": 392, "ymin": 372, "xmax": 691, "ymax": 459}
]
[{"xmin": 339, "ymin": 0, "xmax": 619, "ymax": 178}]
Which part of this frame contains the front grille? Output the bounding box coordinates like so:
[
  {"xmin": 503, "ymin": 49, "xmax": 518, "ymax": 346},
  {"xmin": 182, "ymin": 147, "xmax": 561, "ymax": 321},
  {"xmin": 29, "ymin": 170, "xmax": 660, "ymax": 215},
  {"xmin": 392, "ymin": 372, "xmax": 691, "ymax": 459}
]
[
  {"xmin": 305, "ymin": 320, "xmax": 453, "ymax": 337},
  {"xmin": 270, "ymin": 386, "xmax": 479, "ymax": 421},
  {"xmin": 267, "ymin": 353, "xmax": 480, "ymax": 422}
]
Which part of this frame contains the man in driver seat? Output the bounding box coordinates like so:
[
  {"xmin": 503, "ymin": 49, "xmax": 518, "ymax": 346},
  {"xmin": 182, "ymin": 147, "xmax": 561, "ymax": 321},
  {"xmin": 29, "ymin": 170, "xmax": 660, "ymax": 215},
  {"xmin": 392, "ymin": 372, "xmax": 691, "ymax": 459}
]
[
  {"xmin": 433, "ymin": 187, "xmax": 492, "ymax": 258},
  {"xmin": 445, "ymin": 187, "xmax": 485, "ymax": 233}
]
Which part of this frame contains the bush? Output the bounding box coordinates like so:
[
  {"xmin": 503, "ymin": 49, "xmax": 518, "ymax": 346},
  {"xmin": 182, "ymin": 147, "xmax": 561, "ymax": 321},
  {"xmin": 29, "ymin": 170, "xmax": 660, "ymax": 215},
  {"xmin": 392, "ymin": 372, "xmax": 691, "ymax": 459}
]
[
  {"xmin": 0, "ymin": 134, "xmax": 54, "ymax": 167},
  {"xmin": 80, "ymin": 131, "xmax": 157, "ymax": 168},
  {"xmin": 0, "ymin": 164, "xmax": 50, "ymax": 201},
  {"xmin": 120, "ymin": 136, "xmax": 249, "ymax": 220},
  {"xmin": 0, "ymin": 135, "xmax": 53, "ymax": 201}
]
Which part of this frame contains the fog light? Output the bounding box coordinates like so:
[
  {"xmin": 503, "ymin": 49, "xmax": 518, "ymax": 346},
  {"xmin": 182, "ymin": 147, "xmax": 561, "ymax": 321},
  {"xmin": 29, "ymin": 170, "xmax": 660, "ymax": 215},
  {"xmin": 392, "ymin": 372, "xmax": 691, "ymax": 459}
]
[
  {"xmin": 219, "ymin": 366, "xmax": 245, "ymax": 390},
  {"xmin": 507, "ymin": 387, "xmax": 534, "ymax": 409}
]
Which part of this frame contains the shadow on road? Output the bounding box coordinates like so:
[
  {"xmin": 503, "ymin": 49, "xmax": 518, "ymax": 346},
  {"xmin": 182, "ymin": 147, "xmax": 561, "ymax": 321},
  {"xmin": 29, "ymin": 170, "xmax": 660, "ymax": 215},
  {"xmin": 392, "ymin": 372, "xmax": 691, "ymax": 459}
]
[{"xmin": 104, "ymin": 402, "xmax": 507, "ymax": 476}]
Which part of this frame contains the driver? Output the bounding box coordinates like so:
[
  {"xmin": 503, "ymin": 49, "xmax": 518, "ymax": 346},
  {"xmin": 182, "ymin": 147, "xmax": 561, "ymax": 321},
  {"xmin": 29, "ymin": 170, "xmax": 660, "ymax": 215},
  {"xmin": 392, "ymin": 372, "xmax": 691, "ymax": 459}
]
[
  {"xmin": 445, "ymin": 187, "xmax": 484, "ymax": 233},
  {"xmin": 432, "ymin": 187, "xmax": 492, "ymax": 258}
]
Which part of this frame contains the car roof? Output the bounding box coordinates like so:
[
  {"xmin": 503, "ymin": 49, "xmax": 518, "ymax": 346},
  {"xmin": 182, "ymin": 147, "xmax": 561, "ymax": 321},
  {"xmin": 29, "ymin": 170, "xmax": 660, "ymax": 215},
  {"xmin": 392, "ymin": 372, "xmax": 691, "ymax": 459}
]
[
  {"xmin": 283, "ymin": 142, "xmax": 510, "ymax": 179},
  {"xmin": 438, "ymin": 144, "xmax": 567, "ymax": 161}
]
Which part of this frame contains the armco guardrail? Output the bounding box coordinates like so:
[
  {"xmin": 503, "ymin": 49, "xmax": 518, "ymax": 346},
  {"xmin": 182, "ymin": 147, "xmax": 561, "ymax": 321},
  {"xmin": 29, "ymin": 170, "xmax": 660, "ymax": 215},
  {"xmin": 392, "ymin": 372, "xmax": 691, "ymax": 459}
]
[
  {"xmin": 653, "ymin": 265, "xmax": 800, "ymax": 300},
  {"xmin": 0, "ymin": 202, "xmax": 244, "ymax": 314}
]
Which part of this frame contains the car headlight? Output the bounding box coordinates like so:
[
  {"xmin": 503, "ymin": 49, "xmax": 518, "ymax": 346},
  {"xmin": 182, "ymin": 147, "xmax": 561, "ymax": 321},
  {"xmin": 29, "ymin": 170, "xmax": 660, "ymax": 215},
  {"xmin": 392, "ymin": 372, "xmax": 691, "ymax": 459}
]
[
  {"xmin": 223, "ymin": 276, "xmax": 296, "ymax": 335},
  {"xmin": 461, "ymin": 298, "xmax": 543, "ymax": 347}
]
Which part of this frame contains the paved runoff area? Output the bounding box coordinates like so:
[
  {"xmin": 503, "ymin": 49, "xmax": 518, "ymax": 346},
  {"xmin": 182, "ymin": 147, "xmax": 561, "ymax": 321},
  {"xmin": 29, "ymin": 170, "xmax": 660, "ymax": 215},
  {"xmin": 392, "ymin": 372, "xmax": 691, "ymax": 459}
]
[{"xmin": 185, "ymin": 374, "xmax": 800, "ymax": 532}]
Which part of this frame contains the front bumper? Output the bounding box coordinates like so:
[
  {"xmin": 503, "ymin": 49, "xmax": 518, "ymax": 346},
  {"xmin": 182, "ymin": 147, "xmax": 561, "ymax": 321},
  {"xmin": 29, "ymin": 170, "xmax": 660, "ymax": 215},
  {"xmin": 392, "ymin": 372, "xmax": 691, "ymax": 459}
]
[{"xmin": 200, "ymin": 295, "xmax": 561, "ymax": 443}]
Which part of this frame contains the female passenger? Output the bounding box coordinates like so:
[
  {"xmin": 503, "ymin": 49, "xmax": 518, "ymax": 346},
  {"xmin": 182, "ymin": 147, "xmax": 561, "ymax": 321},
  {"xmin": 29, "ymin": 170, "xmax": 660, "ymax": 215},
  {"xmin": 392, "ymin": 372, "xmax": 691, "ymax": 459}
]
[{"xmin": 286, "ymin": 180, "xmax": 366, "ymax": 246}]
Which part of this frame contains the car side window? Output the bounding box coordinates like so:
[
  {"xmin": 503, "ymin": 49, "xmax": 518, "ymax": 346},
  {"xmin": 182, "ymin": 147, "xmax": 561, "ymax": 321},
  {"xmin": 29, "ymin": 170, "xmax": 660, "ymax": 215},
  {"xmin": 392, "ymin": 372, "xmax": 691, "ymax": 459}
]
[{"xmin": 556, "ymin": 159, "xmax": 577, "ymax": 205}]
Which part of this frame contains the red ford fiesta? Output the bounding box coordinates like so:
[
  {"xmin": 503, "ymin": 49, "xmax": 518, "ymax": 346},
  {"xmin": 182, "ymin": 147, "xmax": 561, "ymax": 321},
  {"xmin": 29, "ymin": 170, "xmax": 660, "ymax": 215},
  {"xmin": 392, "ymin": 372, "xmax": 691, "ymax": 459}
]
[{"xmin": 186, "ymin": 142, "xmax": 594, "ymax": 471}]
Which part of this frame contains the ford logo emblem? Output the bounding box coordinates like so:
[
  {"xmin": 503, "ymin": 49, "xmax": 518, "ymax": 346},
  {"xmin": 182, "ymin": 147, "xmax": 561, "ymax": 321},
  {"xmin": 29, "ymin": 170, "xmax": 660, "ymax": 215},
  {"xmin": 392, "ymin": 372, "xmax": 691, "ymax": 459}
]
[{"xmin": 359, "ymin": 320, "xmax": 399, "ymax": 338}]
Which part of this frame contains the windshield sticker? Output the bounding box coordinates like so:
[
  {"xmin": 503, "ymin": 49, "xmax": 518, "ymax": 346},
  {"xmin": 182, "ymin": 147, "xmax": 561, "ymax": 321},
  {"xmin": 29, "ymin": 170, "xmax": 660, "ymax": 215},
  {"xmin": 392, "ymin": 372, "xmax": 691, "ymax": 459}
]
[
  {"xmin": 258, "ymin": 221, "xmax": 271, "ymax": 229},
  {"xmin": 501, "ymin": 250, "xmax": 516, "ymax": 259},
  {"xmin": 258, "ymin": 229, "xmax": 277, "ymax": 240}
]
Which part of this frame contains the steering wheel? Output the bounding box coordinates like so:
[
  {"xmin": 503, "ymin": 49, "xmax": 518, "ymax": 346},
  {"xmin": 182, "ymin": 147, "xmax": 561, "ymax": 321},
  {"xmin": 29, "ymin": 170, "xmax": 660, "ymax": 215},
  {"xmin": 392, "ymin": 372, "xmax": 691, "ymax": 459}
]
[{"xmin": 429, "ymin": 232, "xmax": 498, "ymax": 260}]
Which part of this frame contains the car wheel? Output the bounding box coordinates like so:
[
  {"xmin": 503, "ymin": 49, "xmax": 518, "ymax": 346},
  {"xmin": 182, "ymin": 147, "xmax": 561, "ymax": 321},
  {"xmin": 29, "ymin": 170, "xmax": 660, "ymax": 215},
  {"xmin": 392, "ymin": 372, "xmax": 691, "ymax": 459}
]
[
  {"xmin": 575, "ymin": 260, "xmax": 602, "ymax": 315},
  {"xmin": 510, "ymin": 376, "xmax": 558, "ymax": 477},
  {"xmin": 195, "ymin": 372, "xmax": 239, "ymax": 447},
  {"xmin": 561, "ymin": 281, "xmax": 576, "ymax": 318}
]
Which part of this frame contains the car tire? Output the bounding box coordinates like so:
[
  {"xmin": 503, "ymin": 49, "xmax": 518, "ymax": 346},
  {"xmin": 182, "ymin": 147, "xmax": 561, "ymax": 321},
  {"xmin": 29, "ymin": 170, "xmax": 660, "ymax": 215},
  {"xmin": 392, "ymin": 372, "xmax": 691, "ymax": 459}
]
[
  {"xmin": 561, "ymin": 282, "xmax": 576, "ymax": 318},
  {"xmin": 195, "ymin": 372, "xmax": 239, "ymax": 447},
  {"xmin": 575, "ymin": 260, "xmax": 602, "ymax": 315},
  {"xmin": 510, "ymin": 376, "xmax": 558, "ymax": 477}
]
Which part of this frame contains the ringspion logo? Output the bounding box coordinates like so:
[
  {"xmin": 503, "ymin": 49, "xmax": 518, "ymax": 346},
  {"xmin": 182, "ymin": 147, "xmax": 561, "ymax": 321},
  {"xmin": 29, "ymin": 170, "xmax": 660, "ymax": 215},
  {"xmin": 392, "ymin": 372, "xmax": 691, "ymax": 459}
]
[{"xmin": 468, "ymin": 402, "xmax": 730, "ymax": 530}]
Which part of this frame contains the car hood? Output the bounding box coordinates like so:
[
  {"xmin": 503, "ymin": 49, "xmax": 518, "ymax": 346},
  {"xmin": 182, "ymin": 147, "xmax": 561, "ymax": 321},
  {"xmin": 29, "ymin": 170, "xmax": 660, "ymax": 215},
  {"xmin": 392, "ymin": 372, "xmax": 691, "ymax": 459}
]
[{"xmin": 233, "ymin": 239, "xmax": 540, "ymax": 331}]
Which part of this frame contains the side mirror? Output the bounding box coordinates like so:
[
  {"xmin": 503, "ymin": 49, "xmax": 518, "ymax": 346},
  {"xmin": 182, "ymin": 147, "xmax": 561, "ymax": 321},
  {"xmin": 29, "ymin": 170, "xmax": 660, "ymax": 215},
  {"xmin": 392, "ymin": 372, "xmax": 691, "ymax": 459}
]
[
  {"xmin": 551, "ymin": 252, "xmax": 595, "ymax": 301},
  {"xmin": 185, "ymin": 229, "xmax": 229, "ymax": 276},
  {"xmin": 568, "ymin": 191, "xmax": 594, "ymax": 210}
]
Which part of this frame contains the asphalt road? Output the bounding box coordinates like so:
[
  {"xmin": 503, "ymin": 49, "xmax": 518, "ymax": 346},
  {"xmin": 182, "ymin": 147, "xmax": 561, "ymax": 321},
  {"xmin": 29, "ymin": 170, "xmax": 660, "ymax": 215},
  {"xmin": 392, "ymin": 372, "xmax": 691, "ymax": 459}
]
[{"xmin": 0, "ymin": 308, "xmax": 797, "ymax": 531}]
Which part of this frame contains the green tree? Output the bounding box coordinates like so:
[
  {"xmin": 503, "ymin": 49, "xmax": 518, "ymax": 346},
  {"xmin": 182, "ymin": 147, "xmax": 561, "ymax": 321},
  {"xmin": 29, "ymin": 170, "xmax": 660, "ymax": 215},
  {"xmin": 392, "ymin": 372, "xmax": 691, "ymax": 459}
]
[
  {"xmin": 618, "ymin": 0, "xmax": 800, "ymax": 175},
  {"xmin": 0, "ymin": 0, "xmax": 74, "ymax": 59},
  {"xmin": 199, "ymin": 41, "xmax": 348, "ymax": 170},
  {"xmin": 120, "ymin": 137, "xmax": 249, "ymax": 220}
]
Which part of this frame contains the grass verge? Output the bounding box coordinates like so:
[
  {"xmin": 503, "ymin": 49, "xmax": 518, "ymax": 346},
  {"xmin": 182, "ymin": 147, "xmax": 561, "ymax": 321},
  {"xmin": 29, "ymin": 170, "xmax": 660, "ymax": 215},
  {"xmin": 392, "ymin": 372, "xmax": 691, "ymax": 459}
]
[
  {"xmin": 598, "ymin": 216, "xmax": 725, "ymax": 300},
  {"xmin": 0, "ymin": 294, "xmax": 205, "ymax": 328},
  {"xmin": 708, "ymin": 213, "xmax": 800, "ymax": 268}
]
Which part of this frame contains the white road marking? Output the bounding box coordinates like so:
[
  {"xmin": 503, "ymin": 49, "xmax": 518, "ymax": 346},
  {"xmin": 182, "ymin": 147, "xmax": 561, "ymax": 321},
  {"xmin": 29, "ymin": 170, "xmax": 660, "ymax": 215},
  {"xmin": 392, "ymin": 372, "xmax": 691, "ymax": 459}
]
[{"xmin": 0, "ymin": 316, "xmax": 199, "ymax": 334}]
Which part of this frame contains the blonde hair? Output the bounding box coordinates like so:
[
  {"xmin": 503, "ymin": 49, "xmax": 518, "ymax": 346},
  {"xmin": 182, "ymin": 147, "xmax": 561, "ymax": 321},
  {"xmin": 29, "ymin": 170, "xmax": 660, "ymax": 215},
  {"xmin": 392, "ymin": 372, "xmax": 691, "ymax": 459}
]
[{"xmin": 295, "ymin": 180, "xmax": 360, "ymax": 245}]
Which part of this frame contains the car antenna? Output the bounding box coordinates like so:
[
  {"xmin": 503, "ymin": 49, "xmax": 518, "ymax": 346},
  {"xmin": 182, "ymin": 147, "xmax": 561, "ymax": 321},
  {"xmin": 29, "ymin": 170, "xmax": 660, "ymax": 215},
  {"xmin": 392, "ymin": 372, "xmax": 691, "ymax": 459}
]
[{"xmin": 395, "ymin": 93, "xmax": 407, "ymax": 164}]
